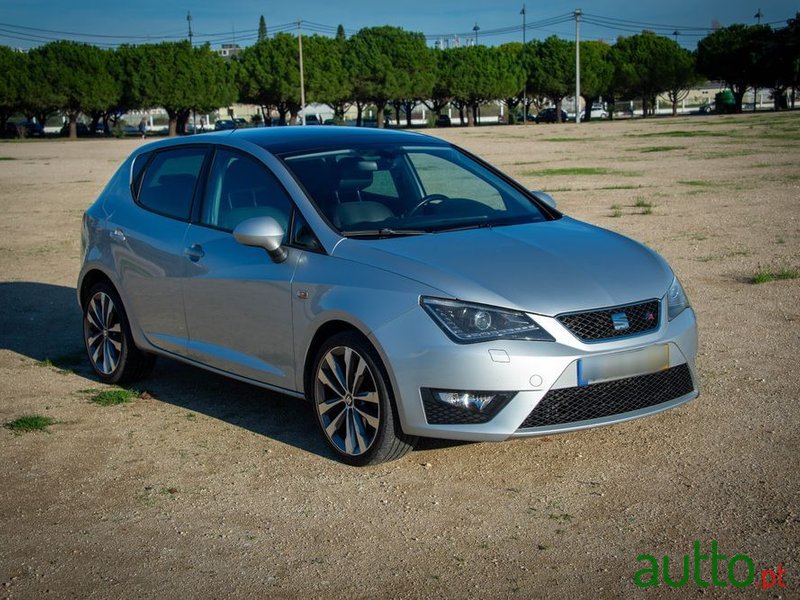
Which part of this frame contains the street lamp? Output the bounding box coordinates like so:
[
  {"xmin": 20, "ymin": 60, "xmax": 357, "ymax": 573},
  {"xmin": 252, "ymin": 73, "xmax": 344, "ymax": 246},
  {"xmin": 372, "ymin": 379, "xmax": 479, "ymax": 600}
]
[
  {"xmin": 521, "ymin": 4, "xmax": 527, "ymax": 125},
  {"xmin": 473, "ymin": 22, "xmax": 480, "ymax": 46}
]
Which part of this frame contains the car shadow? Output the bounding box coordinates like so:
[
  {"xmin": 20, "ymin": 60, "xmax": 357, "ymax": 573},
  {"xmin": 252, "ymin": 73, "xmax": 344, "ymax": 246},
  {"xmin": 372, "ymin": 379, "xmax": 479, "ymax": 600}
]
[{"xmin": 0, "ymin": 281, "xmax": 330, "ymax": 460}]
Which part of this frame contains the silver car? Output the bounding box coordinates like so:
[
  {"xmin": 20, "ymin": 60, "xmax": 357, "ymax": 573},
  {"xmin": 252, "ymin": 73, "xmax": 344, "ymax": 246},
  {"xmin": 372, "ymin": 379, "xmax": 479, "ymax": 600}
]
[{"xmin": 78, "ymin": 127, "xmax": 698, "ymax": 465}]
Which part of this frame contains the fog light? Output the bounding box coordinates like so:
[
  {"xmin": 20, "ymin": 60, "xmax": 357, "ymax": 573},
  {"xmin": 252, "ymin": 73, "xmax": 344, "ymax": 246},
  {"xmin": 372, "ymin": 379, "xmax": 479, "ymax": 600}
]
[{"xmin": 433, "ymin": 390, "xmax": 516, "ymax": 413}]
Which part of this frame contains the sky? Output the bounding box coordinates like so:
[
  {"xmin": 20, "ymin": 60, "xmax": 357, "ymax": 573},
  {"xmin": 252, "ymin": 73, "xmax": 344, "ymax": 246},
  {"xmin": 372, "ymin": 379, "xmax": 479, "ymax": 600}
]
[{"xmin": 1, "ymin": 0, "xmax": 797, "ymax": 50}]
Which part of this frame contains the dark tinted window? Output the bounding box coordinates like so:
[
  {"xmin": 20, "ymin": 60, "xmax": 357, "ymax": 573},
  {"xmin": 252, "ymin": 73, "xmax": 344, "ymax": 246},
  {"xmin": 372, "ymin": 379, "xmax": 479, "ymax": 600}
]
[
  {"xmin": 137, "ymin": 147, "xmax": 206, "ymax": 220},
  {"xmin": 200, "ymin": 149, "xmax": 292, "ymax": 234}
]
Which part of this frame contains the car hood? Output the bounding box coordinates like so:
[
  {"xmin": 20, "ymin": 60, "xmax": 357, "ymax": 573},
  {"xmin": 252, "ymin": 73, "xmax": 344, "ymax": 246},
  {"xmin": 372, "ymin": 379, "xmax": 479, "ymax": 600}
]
[{"xmin": 333, "ymin": 217, "xmax": 672, "ymax": 316}]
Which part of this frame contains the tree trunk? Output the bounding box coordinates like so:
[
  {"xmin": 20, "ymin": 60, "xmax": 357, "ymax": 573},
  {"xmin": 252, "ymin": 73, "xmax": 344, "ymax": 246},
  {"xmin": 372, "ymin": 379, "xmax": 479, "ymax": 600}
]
[
  {"xmin": 555, "ymin": 98, "xmax": 564, "ymax": 123},
  {"xmin": 582, "ymin": 96, "xmax": 596, "ymax": 122},
  {"xmin": 68, "ymin": 112, "xmax": 78, "ymax": 140},
  {"xmin": 732, "ymin": 86, "xmax": 746, "ymax": 113},
  {"xmin": 459, "ymin": 106, "xmax": 465, "ymax": 125},
  {"xmin": 356, "ymin": 102, "xmax": 364, "ymax": 127},
  {"xmin": 376, "ymin": 101, "xmax": 386, "ymax": 129},
  {"xmin": 89, "ymin": 112, "xmax": 102, "ymax": 136},
  {"xmin": 404, "ymin": 101, "xmax": 414, "ymax": 127},
  {"xmin": 466, "ymin": 105, "xmax": 475, "ymax": 127},
  {"xmin": 167, "ymin": 110, "xmax": 178, "ymax": 137}
]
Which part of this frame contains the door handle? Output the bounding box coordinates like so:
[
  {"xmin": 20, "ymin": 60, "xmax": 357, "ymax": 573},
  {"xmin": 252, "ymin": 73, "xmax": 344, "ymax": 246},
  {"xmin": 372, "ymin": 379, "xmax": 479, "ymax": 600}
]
[
  {"xmin": 184, "ymin": 243, "xmax": 205, "ymax": 262},
  {"xmin": 110, "ymin": 228, "xmax": 126, "ymax": 243}
]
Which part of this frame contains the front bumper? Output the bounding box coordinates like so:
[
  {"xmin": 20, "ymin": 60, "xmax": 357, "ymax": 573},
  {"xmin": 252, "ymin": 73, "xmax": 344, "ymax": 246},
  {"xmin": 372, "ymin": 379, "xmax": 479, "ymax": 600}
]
[{"xmin": 370, "ymin": 303, "xmax": 699, "ymax": 442}]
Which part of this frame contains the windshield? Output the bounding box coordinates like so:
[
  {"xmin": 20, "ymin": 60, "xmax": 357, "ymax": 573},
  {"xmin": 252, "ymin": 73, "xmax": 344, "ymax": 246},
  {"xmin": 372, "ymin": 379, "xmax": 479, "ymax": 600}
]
[{"xmin": 281, "ymin": 144, "xmax": 551, "ymax": 236}]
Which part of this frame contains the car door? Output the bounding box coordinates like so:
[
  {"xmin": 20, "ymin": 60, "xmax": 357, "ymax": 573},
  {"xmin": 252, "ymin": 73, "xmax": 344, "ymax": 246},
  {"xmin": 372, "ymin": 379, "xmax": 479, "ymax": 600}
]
[
  {"xmin": 181, "ymin": 147, "xmax": 299, "ymax": 390},
  {"xmin": 112, "ymin": 145, "xmax": 209, "ymax": 355}
]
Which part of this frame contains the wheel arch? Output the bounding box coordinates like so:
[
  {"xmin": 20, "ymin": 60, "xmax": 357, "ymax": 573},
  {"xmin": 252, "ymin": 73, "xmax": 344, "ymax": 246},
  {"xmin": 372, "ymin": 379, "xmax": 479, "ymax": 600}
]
[{"xmin": 78, "ymin": 268, "xmax": 115, "ymax": 309}]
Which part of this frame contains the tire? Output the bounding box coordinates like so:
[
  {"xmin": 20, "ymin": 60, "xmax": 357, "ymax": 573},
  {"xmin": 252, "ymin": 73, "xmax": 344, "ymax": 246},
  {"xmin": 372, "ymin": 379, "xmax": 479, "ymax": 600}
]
[
  {"xmin": 82, "ymin": 282, "xmax": 155, "ymax": 384},
  {"xmin": 309, "ymin": 332, "xmax": 416, "ymax": 466}
]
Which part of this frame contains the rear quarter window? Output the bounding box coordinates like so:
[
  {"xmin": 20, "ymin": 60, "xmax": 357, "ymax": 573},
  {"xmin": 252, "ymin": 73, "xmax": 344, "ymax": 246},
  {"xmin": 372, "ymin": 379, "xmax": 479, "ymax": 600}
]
[{"xmin": 137, "ymin": 147, "xmax": 207, "ymax": 221}]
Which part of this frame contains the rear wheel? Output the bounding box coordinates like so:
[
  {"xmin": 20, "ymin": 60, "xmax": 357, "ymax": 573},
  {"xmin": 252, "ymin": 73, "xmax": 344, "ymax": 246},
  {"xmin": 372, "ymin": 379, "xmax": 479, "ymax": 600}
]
[
  {"xmin": 310, "ymin": 332, "xmax": 415, "ymax": 466},
  {"xmin": 83, "ymin": 282, "xmax": 155, "ymax": 384}
]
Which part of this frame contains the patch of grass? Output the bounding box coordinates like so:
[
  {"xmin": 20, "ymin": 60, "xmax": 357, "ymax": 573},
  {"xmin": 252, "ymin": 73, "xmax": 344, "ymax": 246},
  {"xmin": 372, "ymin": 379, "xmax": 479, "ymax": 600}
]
[
  {"xmin": 697, "ymin": 249, "xmax": 751, "ymax": 262},
  {"xmin": 634, "ymin": 198, "xmax": 654, "ymax": 215},
  {"xmin": 751, "ymin": 268, "xmax": 800, "ymax": 284},
  {"xmin": 0, "ymin": 156, "xmax": 18, "ymax": 160},
  {"xmin": 628, "ymin": 129, "xmax": 728, "ymax": 138},
  {"xmin": 597, "ymin": 184, "xmax": 644, "ymax": 190},
  {"xmin": 679, "ymin": 180, "xmax": 715, "ymax": 187},
  {"xmin": 5, "ymin": 415, "xmax": 56, "ymax": 433},
  {"xmin": 638, "ymin": 145, "xmax": 687, "ymax": 153},
  {"xmin": 540, "ymin": 137, "xmax": 586, "ymax": 142},
  {"xmin": 88, "ymin": 388, "xmax": 139, "ymax": 406},
  {"xmin": 524, "ymin": 167, "xmax": 635, "ymax": 177},
  {"xmin": 610, "ymin": 204, "xmax": 623, "ymax": 218}
]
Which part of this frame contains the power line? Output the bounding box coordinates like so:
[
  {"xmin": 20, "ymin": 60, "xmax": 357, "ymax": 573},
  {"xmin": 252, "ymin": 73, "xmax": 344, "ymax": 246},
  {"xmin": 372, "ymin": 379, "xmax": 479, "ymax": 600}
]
[{"xmin": 0, "ymin": 10, "xmax": 796, "ymax": 49}]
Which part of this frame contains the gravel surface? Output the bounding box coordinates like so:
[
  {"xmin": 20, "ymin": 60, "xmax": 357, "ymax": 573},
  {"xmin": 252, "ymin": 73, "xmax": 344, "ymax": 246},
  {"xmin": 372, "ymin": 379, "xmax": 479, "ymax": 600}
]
[{"xmin": 1, "ymin": 111, "xmax": 798, "ymax": 598}]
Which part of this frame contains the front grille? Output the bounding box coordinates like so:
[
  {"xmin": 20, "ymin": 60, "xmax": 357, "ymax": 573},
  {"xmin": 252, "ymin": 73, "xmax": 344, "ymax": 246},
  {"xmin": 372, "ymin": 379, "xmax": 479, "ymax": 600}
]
[
  {"xmin": 557, "ymin": 300, "xmax": 660, "ymax": 342},
  {"xmin": 519, "ymin": 364, "xmax": 694, "ymax": 429}
]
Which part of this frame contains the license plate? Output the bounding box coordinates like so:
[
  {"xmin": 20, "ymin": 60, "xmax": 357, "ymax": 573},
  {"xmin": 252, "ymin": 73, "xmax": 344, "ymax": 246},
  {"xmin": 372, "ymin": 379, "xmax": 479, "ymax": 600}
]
[{"xmin": 577, "ymin": 345, "xmax": 669, "ymax": 387}]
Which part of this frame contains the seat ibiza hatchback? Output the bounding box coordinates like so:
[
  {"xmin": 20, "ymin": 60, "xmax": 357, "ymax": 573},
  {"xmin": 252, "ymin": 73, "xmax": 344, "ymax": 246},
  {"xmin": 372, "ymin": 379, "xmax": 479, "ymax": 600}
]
[{"xmin": 78, "ymin": 127, "xmax": 698, "ymax": 465}]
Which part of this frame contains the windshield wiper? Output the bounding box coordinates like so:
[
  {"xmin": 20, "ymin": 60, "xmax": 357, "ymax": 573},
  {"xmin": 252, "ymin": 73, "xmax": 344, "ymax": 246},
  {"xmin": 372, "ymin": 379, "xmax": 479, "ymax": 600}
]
[{"xmin": 341, "ymin": 228, "xmax": 429, "ymax": 238}]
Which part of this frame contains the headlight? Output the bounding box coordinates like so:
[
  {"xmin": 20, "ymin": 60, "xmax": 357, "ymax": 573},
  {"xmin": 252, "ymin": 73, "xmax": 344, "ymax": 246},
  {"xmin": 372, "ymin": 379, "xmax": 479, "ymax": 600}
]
[
  {"xmin": 420, "ymin": 297, "xmax": 554, "ymax": 343},
  {"xmin": 666, "ymin": 276, "xmax": 690, "ymax": 321}
]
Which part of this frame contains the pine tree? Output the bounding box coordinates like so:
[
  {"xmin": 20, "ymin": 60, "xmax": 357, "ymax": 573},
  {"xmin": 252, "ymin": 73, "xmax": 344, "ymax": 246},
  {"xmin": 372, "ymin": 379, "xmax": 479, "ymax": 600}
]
[{"xmin": 258, "ymin": 15, "xmax": 268, "ymax": 42}]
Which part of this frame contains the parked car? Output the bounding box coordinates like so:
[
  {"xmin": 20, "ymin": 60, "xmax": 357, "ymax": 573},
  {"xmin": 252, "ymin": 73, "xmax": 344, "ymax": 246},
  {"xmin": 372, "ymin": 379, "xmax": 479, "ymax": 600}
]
[
  {"xmin": 214, "ymin": 119, "xmax": 237, "ymax": 131},
  {"xmin": 535, "ymin": 108, "xmax": 568, "ymax": 123},
  {"xmin": 78, "ymin": 127, "xmax": 698, "ymax": 465},
  {"xmin": 60, "ymin": 122, "xmax": 91, "ymax": 137},
  {"xmin": 580, "ymin": 108, "xmax": 609, "ymax": 120},
  {"xmin": 435, "ymin": 114, "xmax": 452, "ymax": 127}
]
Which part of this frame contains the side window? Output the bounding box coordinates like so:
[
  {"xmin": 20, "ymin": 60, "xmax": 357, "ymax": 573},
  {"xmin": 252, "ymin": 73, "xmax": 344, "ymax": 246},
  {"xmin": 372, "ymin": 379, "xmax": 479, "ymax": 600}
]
[
  {"xmin": 409, "ymin": 152, "xmax": 505, "ymax": 210},
  {"xmin": 201, "ymin": 149, "xmax": 292, "ymax": 235},
  {"xmin": 130, "ymin": 151, "xmax": 151, "ymax": 199},
  {"xmin": 137, "ymin": 147, "xmax": 206, "ymax": 220},
  {"xmin": 291, "ymin": 210, "xmax": 322, "ymax": 252}
]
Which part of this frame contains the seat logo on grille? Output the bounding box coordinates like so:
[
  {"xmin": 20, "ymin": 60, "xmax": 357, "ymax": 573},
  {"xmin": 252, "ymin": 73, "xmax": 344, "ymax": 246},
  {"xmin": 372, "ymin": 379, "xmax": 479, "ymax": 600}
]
[{"xmin": 611, "ymin": 311, "xmax": 630, "ymax": 331}]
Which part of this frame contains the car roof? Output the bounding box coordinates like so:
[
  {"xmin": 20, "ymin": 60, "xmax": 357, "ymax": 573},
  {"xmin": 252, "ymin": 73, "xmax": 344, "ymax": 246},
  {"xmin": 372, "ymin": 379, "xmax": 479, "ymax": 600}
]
[{"xmin": 228, "ymin": 126, "xmax": 448, "ymax": 154}]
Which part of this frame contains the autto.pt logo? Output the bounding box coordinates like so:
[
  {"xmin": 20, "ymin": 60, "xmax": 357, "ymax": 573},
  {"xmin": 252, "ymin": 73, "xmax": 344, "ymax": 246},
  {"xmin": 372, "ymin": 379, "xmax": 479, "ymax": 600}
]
[{"xmin": 634, "ymin": 540, "xmax": 788, "ymax": 590}]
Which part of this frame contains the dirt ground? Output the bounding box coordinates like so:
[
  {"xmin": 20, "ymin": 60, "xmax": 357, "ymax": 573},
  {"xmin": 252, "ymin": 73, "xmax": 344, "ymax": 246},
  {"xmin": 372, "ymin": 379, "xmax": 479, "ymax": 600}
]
[{"xmin": 1, "ymin": 112, "xmax": 798, "ymax": 599}]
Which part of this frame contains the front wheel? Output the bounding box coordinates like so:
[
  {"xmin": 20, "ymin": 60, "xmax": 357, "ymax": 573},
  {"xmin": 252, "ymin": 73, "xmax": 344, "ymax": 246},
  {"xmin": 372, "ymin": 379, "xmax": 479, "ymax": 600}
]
[
  {"xmin": 83, "ymin": 282, "xmax": 155, "ymax": 384},
  {"xmin": 310, "ymin": 332, "xmax": 415, "ymax": 466}
]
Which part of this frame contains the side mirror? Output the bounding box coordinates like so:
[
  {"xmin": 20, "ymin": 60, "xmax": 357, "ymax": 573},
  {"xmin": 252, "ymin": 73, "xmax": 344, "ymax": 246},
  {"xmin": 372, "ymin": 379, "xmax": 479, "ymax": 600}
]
[
  {"xmin": 531, "ymin": 190, "xmax": 557, "ymax": 210},
  {"xmin": 233, "ymin": 216, "xmax": 288, "ymax": 263}
]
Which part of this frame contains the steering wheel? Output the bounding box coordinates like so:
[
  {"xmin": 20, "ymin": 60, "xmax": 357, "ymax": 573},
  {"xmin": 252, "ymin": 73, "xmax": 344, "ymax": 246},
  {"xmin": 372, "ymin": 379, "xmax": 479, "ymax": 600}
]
[{"xmin": 407, "ymin": 193, "xmax": 449, "ymax": 217}]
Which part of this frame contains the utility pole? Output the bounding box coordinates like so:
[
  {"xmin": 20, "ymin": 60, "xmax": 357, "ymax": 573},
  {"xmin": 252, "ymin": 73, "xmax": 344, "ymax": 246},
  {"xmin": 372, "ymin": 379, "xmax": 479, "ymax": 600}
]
[
  {"xmin": 298, "ymin": 20, "xmax": 306, "ymax": 126},
  {"xmin": 521, "ymin": 4, "xmax": 527, "ymax": 125},
  {"xmin": 754, "ymin": 8, "xmax": 763, "ymax": 24},
  {"xmin": 575, "ymin": 9, "xmax": 582, "ymax": 123},
  {"xmin": 473, "ymin": 22, "xmax": 480, "ymax": 46},
  {"xmin": 187, "ymin": 11, "xmax": 193, "ymax": 44}
]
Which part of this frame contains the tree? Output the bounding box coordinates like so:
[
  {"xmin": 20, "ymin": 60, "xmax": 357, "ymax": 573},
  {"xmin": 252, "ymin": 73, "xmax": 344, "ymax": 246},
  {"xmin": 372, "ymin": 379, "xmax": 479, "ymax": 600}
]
[
  {"xmin": 578, "ymin": 41, "xmax": 614, "ymax": 121},
  {"xmin": 122, "ymin": 42, "xmax": 236, "ymax": 136},
  {"xmin": 613, "ymin": 32, "xmax": 687, "ymax": 118},
  {"xmin": 258, "ymin": 15, "xmax": 268, "ymax": 42},
  {"xmin": 781, "ymin": 13, "xmax": 800, "ymax": 108},
  {"xmin": 347, "ymin": 26, "xmax": 434, "ymax": 128},
  {"xmin": 528, "ymin": 37, "xmax": 574, "ymax": 122},
  {"xmin": 495, "ymin": 43, "xmax": 526, "ymax": 123},
  {"xmin": 421, "ymin": 49, "xmax": 453, "ymax": 121},
  {"xmin": 662, "ymin": 46, "xmax": 699, "ymax": 116},
  {"xmin": 697, "ymin": 24, "xmax": 773, "ymax": 112},
  {"xmin": 237, "ymin": 34, "xmax": 301, "ymax": 125},
  {"xmin": 445, "ymin": 45, "xmax": 519, "ymax": 127},
  {"xmin": 0, "ymin": 46, "xmax": 26, "ymax": 132},
  {"xmin": 27, "ymin": 41, "xmax": 119, "ymax": 138},
  {"xmin": 304, "ymin": 34, "xmax": 352, "ymax": 121}
]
